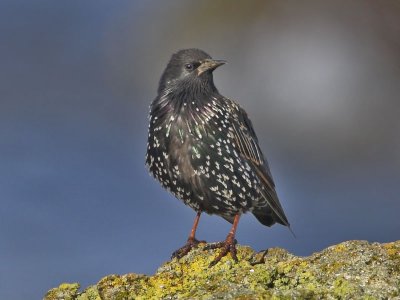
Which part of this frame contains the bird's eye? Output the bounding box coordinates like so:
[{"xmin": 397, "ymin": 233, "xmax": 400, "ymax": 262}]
[{"xmin": 184, "ymin": 63, "xmax": 194, "ymax": 70}]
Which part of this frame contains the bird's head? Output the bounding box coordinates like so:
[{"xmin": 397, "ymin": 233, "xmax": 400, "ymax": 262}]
[{"xmin": 158, "ymin": 48, "xmax": 226, "ymax": 94}]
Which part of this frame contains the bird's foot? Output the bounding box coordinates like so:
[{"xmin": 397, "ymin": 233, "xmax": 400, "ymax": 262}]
[
  {"xmin": 171, "ymin": 237, "xmax": 206, "ymax": 259},
  {"xmin": 204, "ymin": 235, "xmax": 238, "ymax": 267}
]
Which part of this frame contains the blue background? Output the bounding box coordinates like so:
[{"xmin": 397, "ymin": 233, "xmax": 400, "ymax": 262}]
[{"xmin": 1, "ymin": 1, "xmax": 399, "ymax": 299}]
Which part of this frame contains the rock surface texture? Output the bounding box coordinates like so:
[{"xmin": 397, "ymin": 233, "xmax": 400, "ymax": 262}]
[{"xmin": 44, "ymin": 240, "xmax": 400, "ymax": 299}]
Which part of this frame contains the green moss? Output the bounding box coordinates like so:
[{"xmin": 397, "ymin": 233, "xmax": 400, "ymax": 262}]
[
  {"xmin": 332, "ymin": 276, "xmax": 360, "ymax": 299},
  {"xmin": 44, "ymin": 240, "xmax": 400, "ymax": 299},
  {"xmin": 76, "ymin": 286, "xmax": 100, "ymax": 300},
  {"xmin": 44, "ymin": 283, "xmax": 80, "ymax": 300}
]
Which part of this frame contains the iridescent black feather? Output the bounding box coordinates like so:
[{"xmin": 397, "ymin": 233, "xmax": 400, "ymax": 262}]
[{"xmin": 145, "ymin": 49, "xmax": 290, "ymax": 228}]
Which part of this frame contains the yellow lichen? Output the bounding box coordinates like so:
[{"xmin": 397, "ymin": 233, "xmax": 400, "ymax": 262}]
[
  {"xmin": 334, "ymin": 243, "xmax": 347, "ymax": 253},
  {"xmin": 44, "ymin": 241, "xmax": 400, "ymax": 299},
  {"xmin": 384, "ymin": 242, "xmax": 399, "ymax": 257}
]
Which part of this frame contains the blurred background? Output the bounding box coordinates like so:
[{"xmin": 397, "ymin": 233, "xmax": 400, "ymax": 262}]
[{"xmin": 1, "ymin": 0, "xmax": 399, "ymax": 299}]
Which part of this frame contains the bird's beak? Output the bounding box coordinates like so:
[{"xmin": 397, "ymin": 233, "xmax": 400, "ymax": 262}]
[{"xmin": 197, "ymin": 59, "xmax": 226, "ymax": 76}]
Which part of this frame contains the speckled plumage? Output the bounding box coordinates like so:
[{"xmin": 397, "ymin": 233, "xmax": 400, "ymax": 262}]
[{"xmin": 145, "ymin": 49, "xmax": 290, "ymax": 264}]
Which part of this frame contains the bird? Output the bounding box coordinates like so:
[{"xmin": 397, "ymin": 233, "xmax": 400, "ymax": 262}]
[{"xmin": 145, "ymin": 48, "xmax": 291, "ymax": 267}]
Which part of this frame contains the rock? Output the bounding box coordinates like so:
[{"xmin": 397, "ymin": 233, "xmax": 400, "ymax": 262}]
[{"xmin": 44, "ymin": 240, "xmax": 400, "ymax": 299}]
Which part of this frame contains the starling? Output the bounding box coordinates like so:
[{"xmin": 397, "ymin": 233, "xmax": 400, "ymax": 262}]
[{"xmin": 145, "ymin": 49, "xmax": 290, "ymax": 266}]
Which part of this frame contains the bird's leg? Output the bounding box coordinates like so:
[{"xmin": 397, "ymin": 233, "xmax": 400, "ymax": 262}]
[
  {"xmin": 171, "ymin": 211, "xmax": 206, "ymax": 259},
  {"xmin": 205, "ymin": 214, "xmax": 241, "ymax": 267}
]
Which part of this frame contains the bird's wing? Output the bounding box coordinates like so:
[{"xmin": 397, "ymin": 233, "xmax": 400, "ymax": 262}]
[
  {"xmin": 228, "ymin": 101, "xmax": 290, "ymax": 227},
  {"xmin": 229, "ymin": 103, "xmax": 275, "ymax": 187}
]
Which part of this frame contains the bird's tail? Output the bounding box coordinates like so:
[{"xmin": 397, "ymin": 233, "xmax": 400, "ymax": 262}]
[
  {"xmin": 253, "ymin": 207, "xmax": 296, "ymax": 237},
  {"xmin": 252, "ymin": 208, "xmax": 276, "ymax": 227}
]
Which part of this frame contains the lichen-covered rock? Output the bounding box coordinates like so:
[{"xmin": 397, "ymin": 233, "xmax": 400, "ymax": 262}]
[
  {"xmin": 44, "ymin": 240, "xmax": 400, "ymax": 299},
  {"xmin": 44, "ymin": 283, "xmax": 80, "ymax": 300}
]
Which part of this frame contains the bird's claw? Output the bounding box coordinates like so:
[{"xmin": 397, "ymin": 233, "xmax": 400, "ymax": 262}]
[
  {"xmin": 171, "ymin": 238, "xmax": 206, "ymax": 259},
  {"xmin": 204, "ymin": 238, "xmax": 238, "ymax": 267}
]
